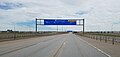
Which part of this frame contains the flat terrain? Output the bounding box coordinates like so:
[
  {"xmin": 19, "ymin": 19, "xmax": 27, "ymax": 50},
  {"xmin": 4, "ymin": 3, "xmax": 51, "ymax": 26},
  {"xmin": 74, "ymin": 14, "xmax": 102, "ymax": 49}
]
[{"xmin": 0, "ymin": 33, "xmax": 109, "ymax": 57}]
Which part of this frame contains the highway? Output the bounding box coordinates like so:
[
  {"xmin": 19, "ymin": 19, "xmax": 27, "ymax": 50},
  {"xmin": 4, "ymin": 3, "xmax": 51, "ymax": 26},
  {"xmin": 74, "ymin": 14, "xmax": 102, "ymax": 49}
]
[{"xmin": 0, "ymin": 33, "xmax": 109, "ymax": 57}]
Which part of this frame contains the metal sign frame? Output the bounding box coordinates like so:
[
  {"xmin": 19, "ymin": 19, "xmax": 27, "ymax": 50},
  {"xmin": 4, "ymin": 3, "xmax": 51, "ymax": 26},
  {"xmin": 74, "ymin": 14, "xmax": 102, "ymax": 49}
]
[{"xmin": 35, "ymin": 18, "xmax": 85, "ymax": 33}]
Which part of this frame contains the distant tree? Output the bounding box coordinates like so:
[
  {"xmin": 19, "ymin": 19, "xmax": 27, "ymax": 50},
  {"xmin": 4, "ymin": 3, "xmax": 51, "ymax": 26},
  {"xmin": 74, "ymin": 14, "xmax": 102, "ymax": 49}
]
[{"xmin": 7, "ymin": 29, "xmax": 13, "ymax": 32}]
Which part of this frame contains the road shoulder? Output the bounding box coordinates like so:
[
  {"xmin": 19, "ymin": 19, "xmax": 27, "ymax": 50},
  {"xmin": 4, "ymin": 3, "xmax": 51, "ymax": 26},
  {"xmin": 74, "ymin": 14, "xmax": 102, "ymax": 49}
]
[{"xmin": 77, "ymin": 35, "xmax": 120, "ymax": 57}]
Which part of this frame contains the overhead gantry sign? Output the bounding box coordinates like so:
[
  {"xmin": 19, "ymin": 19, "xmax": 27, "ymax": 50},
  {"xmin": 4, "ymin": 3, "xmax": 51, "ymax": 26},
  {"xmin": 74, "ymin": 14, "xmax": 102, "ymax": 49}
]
[{"xmin": 35, "ymin": 18, "xmax": 85, "ymax": 33}]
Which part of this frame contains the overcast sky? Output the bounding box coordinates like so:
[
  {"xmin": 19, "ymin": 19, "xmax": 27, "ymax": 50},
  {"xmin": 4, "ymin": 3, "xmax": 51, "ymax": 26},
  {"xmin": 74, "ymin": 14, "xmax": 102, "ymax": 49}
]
[{"xmin": 0, "ymin": 0, "xmax": 120, "ymax": 31}]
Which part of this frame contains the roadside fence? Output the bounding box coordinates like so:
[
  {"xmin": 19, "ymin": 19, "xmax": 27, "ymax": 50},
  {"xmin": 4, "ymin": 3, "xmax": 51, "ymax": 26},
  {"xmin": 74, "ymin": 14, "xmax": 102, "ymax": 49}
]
[{"xmin": 78, "ymin": 34, "xmax": 120, "ymax": 45}]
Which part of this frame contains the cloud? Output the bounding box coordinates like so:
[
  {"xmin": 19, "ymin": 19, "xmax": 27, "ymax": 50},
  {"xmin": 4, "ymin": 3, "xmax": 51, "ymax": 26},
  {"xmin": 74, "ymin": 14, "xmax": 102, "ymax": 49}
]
[
  {"xmin": 113, "ymin": 20, "xmax": 120, "ymax": 24},
  {"xmin": 75, "ymin": 11, "xmax": 88, "ymax": 15},
  {"xmin": 0, "ymin": 2, "xmax": 24, "ymax": 10},
  {"xmin": 16, "ymin": 20, "xmax": 35, "ymax": 27},
  {"xmin": 0, "ymin": 0, "xmax": 120, "ymax": 31}
]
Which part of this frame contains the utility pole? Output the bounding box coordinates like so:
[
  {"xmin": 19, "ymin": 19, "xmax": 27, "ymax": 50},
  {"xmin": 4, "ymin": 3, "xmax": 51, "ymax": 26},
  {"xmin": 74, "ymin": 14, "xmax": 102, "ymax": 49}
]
[
  {"xmin": 13, "ymin": 23, "xmax": 16, "ymax": 40},
  {"xmin": 14, "ymin": 23, "xmax": 15, "ymax": 31},
  {"xmin": 111, "ymin": 24, "xmax": 113, "ymax": 31}
]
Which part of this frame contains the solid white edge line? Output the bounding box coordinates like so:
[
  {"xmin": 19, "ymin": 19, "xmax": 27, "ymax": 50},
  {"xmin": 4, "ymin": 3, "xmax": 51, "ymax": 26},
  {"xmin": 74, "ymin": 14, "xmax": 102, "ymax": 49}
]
[{"xmin": 76, "ymin": 35, "xmax": 111, "ymax": 57}]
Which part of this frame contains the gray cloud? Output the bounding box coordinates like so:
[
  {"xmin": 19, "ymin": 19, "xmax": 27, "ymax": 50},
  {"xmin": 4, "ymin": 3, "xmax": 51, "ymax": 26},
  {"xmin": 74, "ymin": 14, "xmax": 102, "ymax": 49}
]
[
  {"xmin": 0, "ymin": 0, "xmax": 120, "ymax": 31},
  {"xmin": 0, "ymin": 2, "xmax": 24, "ymax": 10}
]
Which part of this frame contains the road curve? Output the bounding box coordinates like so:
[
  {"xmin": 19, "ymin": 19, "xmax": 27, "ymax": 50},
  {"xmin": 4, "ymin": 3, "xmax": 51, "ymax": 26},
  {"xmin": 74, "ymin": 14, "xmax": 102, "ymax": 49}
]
[{"xmin": 0, "ymin": 33, "xmax": 109, "ymax": 57}]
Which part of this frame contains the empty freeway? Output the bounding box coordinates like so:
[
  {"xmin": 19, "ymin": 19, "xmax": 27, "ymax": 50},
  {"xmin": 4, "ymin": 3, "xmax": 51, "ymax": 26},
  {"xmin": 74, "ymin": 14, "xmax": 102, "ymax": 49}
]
[{"xmin": 0, "ymin": 33, "xmax": 110, "ymax": 57}]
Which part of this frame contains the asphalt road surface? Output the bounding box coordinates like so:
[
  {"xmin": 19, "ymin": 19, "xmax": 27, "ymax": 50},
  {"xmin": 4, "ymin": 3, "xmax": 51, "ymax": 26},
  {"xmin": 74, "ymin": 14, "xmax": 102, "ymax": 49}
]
[{"xmin": 0, "ymin": 33, "xmax": 109, "ymax": 57}]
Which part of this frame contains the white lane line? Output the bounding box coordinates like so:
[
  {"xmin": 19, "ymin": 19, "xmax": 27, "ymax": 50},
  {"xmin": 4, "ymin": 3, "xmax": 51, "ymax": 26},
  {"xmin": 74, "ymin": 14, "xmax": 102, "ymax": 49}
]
[
  {"xmin": 53, "ymin": 41, "xmax": 66, "ymax": 57},
  {"xmin": 76, "ymin": 35, "xmax": 111, "ymax": 57}
]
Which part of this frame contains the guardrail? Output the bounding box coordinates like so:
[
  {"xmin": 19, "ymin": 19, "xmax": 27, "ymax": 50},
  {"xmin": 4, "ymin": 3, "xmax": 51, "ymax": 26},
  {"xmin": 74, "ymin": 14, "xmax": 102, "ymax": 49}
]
[{"xmin": 77, "ymin": 33, "xmax": 120, "ymax": 45}]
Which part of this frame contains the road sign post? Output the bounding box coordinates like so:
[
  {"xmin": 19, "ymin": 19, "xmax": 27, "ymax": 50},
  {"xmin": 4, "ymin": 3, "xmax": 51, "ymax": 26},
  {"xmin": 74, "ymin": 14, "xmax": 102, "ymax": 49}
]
[
  {"xmin": 83, "ymin": 19, "xmax": 85, "ymax": 34},
  {"xmin": 35, "ymin": 18, "xmax": 37, "ymax": 32}
]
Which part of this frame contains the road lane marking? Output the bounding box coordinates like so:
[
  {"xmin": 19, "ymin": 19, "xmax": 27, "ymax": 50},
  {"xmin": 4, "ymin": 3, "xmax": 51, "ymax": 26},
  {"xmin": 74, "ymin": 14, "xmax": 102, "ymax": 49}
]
[
  {"xmin": 73, "ymin": 37, "xmax": 85, "ymax": 57},
  {"xmin": 53, "ymin": 41, "xmax": 66, "ymax": 57},
  {"xmin": 76, "ymin": 35, "xmax": 111, "ymax": 57}
]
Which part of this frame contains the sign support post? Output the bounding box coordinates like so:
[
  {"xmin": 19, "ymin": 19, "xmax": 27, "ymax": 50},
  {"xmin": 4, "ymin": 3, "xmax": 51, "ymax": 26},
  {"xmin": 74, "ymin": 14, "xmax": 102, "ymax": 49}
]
[
  {"xmin": 83, "ymin": 19, "xmax": 85, "ymax": 34},
  {"xmin": 35, "ymin": 18, "xmax": 37, "ymax": 32}
]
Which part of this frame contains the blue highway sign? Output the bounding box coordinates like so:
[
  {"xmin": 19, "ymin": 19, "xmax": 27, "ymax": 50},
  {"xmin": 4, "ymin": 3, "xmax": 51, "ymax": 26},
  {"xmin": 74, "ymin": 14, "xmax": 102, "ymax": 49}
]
[{"xmin": 44, "ymin": 19, "xmax": 76, "ymax": 25}]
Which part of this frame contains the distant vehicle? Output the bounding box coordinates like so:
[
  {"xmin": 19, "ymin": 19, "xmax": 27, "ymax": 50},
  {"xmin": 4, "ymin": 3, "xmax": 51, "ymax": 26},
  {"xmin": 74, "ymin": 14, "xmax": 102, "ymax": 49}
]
[{"xmin": 67, "ymin": 30, "xmax": 73, "ymax": 32}]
